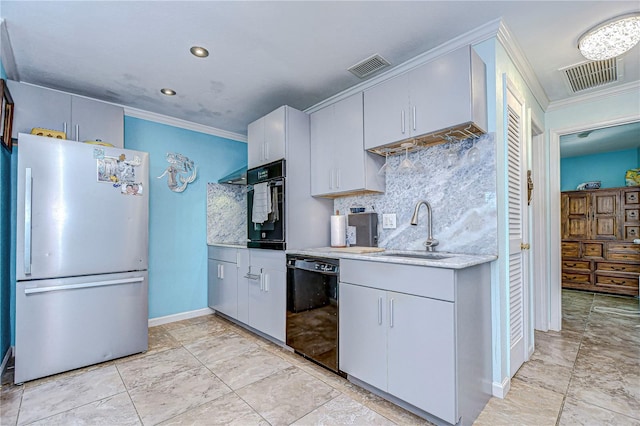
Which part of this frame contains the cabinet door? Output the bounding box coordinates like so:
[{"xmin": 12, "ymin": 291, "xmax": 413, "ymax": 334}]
[
  {"xmin": 8, "ymin": 81, "xmax": 71, "ymax": 139},
  {"xmin": 247, "ymin": 116, "xmax": 265, "ymax": 169},
  {"xmin": 387, "ymin": 292, "xmax": 456, "ymax": 424},
  {"xmin": 263, "ymin": 106, "xmax": 287, "ymax": 163},
  {"xmin": 364, "ymin": 74, "xmax": 409, "ymax": 149},
  {"xmin": 334, "ymin": 93, "xmax": 366, "ymax": 192},
  {"xmin": 208, "ymin": 260, "xmax": 238, "ymax": 318},
  {"xmin": 410, "ymin": 46, "xmax": 472, "ymax": 135},
  {"xmin": 236, "ymin": 249, "xmax": 250, "ymax": 324},
  {"xmin": 248, "ymin": 267, "xmax": 286, "ymax": 342},
  {"xmin": 591, "ymin": 191, "xmax": 619, "ymax": 240},
  {"xmin": 71, "ymin": 96, "xmax": 124, "ymax": 147},
  {"xmin": 310, "ymin": 103, "xmax": 335, "ymax": 196},
  {"xmin": 339, "ymin": 283, "xmax": 387, "ymax": 390},
  {"xmin": 563, "ymin": 193, "xmax": 590, "ymax": 239}
]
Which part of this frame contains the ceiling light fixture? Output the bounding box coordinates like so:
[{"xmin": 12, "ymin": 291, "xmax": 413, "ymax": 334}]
[
  {"xmin": 578, "ymin": 13, "xmax": 640, "ymax": 61},
  {"xmin": 190, "ymin": 46, "xmax": 209, "ymax": 58},
  {"xmin": 160, "ymin": 88, "xmax": 176, "ymax": 96}
]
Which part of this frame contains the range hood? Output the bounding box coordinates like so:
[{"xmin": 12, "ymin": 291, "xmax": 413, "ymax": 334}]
[{"xmin": 217, "ymin": 166, "xmax": 247, "ymax": 185}]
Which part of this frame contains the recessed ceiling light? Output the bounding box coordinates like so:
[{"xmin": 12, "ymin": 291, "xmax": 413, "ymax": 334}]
[
  {"xmin": 160, "ymin": 88, "xmax": 176, "ymax": 96},
  {"xmin": 190, "ymin": 46, "xmax": 209, "ymax": 58}
]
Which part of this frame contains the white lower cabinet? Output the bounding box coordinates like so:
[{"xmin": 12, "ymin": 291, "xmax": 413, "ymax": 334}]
[
  {"xmin": 208, "ymin": 246, "xmax": 285, "ymax": 343},
  {"xmin": 207, "ymin": 246, "xmax": 242, "ymax": 318},
  {"xmin": 339, "ymin": 258, "xmax": 491, "ymax": 426},
  {"xmin": 340, "ymin": 283, "xmax": 455, "ymax": 423},
  {"xmin": 207, "ymin": 259, "xmax": 238, "ymax": 318},
  {"xmin": 246, "ymin": 249, "xmax": 286, "ymax": 342}
]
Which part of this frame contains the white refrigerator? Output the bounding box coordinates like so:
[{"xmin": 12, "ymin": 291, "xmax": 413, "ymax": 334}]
[{"xmin": 15, "ymin": 133, "xmax": 149, "ymax": 383}]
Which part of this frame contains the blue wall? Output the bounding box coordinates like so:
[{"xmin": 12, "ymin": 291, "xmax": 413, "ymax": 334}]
[
  {"xmin": 124, "ymin": 116, "xmax": 246, "ymax": 319},
  {"xmin": 0, "ymin": 61, "xmax": 11, "ymax": 360},
  {"xmin": 561, "ymin": 148, "xmax": 640, "ymax": 191}
]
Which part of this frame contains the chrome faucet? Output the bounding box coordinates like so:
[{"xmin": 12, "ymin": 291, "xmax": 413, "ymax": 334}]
[{"xmin": 410, "ymin": 200, "xmax": 439, "ymax": 251}]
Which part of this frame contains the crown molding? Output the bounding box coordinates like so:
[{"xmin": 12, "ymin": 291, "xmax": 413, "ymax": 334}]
[
  {"xmin": 495, "ymin": 21, "xmax": 550, "ymax": 110},
  {"xmin": 124, "ymin": 107, "xmax": 247, "ymax": 143},
  {"xmin": 546, "ymin": 80, "xmax": 640, "ymax": 111},
  {"xmin": 305, "ymin": 19, "xmax": 502, "ymax": 114}
]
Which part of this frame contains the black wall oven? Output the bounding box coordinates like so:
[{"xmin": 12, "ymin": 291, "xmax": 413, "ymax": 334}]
[
  {"xmin": 247, "ymin": 160, "xmax": 285, "ymax": 250},
  {"xmin": 286, "ymin": 255, "xmax": 342, "ymax": 375}
]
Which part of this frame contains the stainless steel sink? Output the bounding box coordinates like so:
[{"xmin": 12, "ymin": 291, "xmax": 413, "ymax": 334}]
[{"xmin": 378, "ymin": 252, "xmax": 452, "ymax": 260}]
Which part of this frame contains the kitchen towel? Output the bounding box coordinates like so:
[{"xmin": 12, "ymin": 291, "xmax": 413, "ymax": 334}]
[
  {"xmin": 268, "ymin": 185, "xmax": 279, "ymax": 222},
  {"xmin": 330, "ymin": 214, "xmax": 347, "ymax": 247},
  {"xmin": 252, "ymin": 182, "xmax": 271, "ymax": 224}
]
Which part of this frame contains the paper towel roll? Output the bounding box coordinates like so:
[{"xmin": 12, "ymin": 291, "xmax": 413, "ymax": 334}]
[{"xmin": 331, "ymin": 215, "xmax": 347, "ymax": 247}]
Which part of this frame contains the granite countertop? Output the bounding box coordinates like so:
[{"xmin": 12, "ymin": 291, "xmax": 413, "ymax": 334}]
[
  {"xmin": 286, "ymin": 247, "xmax": 496, "ymax": 270},
  {"xmin": 208, "ymin": 242, "xmax": 247, "ymax": 248}
]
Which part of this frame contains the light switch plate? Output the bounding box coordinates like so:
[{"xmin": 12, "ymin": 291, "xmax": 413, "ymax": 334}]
[{"xmin": 382, "ymin": 213, "xmax": 396, "ymax": 229}]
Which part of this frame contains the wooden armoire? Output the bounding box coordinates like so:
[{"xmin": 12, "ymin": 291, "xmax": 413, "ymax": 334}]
[{"xmin": 561, "ymin": 186, "xmax": 640, "ymax": 297}]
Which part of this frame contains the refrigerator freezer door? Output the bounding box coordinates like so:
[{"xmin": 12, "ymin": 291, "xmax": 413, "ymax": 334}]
[
  {"xmin": 16, "ymin": 134, "xmax": 149, "ymax": 280},
  {"xmin": 15, "ymin": 271, "xmax": 148, "ymax": 384}
]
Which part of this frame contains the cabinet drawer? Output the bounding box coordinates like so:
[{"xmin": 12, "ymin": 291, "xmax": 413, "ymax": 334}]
[
  {"xmin": 606, "ymin": 252, "xmax": 640, "ymax": 262},
  {"xmin": 595, "ymin": 274, "xmax": 639, "ymax": 289},
  {"xmin": 607, "ymin": 242, "xmax": 640, "ymax": 253},
  {"xmin": 596, "ymin": 262, "xmax": 640, "ymax": 274},
  {"xmin": 625, "ymin": 190, "xmax": 639, "ymax": 204},
  {"xmin": 624, "ymin": 226, "xmax": 639, "ymax": 240},
  {"xmin": 208, "ymin": 246, "xmax": 239, "ymax": 263},
  {"xmin": 562, "ymin": 272, "xmax": 591, "ymax": 283},
  {"xmin": 561, "ymin": 242, "xmax": 580, "ymax": 257},
  {"xmin": 625, "ymin": 208, "xmax": 639, "ymax": 221},
  {"xmin": 583, "ymin": 243, "xmax": 603, "ymax": 258},
  {"xmin": 562, "ymin": 260, "xmax": 590, "ymax": 271},
  {"xmin": 340, "ymin": 259, "xmax": 455, "ymax": 302}
]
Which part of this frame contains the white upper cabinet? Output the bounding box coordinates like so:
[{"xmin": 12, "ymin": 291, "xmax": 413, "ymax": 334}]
[
  {"xmin": 363, "ymin": 73, "xmax": 409, "ymax": 150},
  {"xmin": 247, "ymin": 106, "xmax": 287, "ymax": 168},
  {"xmin": 8, "ymin": 81, "xmax": 71, "ymax": 140},
  {"xmin": 70, "ymin": 96, "xmax": 124, "ymax": 146},
  {"xmin": 310, "ymin": 93, "xmax": 384, "ymax": 197},
  {"xmin": 364, "ymin": 45, "xmax": 487, "ymax": 150},
  {"xmin": 8, "ymin": 81, "xmax": 124, "ymax": 148}
]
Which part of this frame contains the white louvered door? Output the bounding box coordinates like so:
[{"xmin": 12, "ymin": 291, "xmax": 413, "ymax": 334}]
[{"xmin": 506, "ymin": 84, "xmax": 529, "ymax": 377}]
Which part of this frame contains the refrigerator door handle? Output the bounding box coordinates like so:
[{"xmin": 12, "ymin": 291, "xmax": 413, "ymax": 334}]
[
  {"xmin": 24, "ymin": 277, "xmax": 145, "ymax": 295},
  {"xmin": 24, "ymin": 168, "xmax": 33, "ymax": 275}
]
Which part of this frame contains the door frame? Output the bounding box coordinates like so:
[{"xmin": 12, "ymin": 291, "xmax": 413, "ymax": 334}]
[{"xmin": 547, "ymin": 114, "xmax": 640, "ymax": 331}]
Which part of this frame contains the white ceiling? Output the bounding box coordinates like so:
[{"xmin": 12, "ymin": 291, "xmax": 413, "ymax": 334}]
[
  {"xmin": 1, "ymin": 1, "xmax": 639, "ymax": 139},
  {"xmin": 560, "ymin": 121, "xmax": 640, "ymax": 158}
]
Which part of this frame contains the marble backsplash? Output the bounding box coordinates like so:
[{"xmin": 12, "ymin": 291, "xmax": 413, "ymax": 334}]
[
  {"xmin": 334, "ymin": 133, "xmax": 497, "ymax": 255},
  {"xmin": 207, "ymin": 183, "xmax": 247, "ymax": 245}
]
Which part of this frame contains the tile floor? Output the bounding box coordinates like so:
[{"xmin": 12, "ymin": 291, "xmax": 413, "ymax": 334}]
[{"xmin": 1, "ymin": 289, "xmax": 638, "ymax": 425}]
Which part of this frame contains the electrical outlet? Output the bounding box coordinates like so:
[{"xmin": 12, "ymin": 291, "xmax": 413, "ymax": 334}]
[{"xmin": 382, "ymin": 213, "xmax": 397, "ymax": 229}]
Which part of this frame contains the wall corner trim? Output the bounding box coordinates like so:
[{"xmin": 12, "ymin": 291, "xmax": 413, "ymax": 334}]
[
  {"xmin": 148, "ymin": 307, "xmax": 215, "ymax": 327},
  {"xmin": 124, "ymin": 107, "xmax": 248, "ymax": 143},
  {"xmin": 492, "ymin": 376, "xmax": 511, "ymax": 399},
  {"xmin": 496, "ymin": 21, "xmax": 550, "ymax": 111}
]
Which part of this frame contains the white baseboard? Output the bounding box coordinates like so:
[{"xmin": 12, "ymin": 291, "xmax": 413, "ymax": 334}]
[
  {"xmin": 148, "ymin": 308, "xmax": 214, "ymax": 327},
  {"xmin": 1, "ymin": 346, "xmax": 13, "ymax": 376},
  {"xmin": 492, "ymin": 376, "xmax": 511, "ymax": 399}
]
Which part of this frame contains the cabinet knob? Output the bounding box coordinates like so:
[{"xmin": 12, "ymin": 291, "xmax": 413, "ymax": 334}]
[{"xmin": 520, "ymin": 243, "xmax": 531, "ymax": 250}]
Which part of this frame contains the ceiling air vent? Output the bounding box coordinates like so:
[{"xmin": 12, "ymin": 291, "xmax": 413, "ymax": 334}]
[
  {"xmin": 561, "ymin": 58, "xmax": 621, "ymax": 93},
  {"xmin": 348, "ymin": 54, "xmax": 391, "ymax": 79}
]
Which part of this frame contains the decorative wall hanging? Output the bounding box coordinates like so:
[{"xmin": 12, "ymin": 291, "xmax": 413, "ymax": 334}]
[
  {"xmin": 1, "ymin": 79, "xmax": 14, "ymax": 152},
  {"xmin": 157, "ymin": 152, "xmax": 197, "ymax": 192}
]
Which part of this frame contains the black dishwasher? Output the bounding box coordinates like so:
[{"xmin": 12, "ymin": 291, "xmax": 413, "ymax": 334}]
[{"xmin": 286, "ymin": 255, "xmax": 342, "ymax": 375}]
